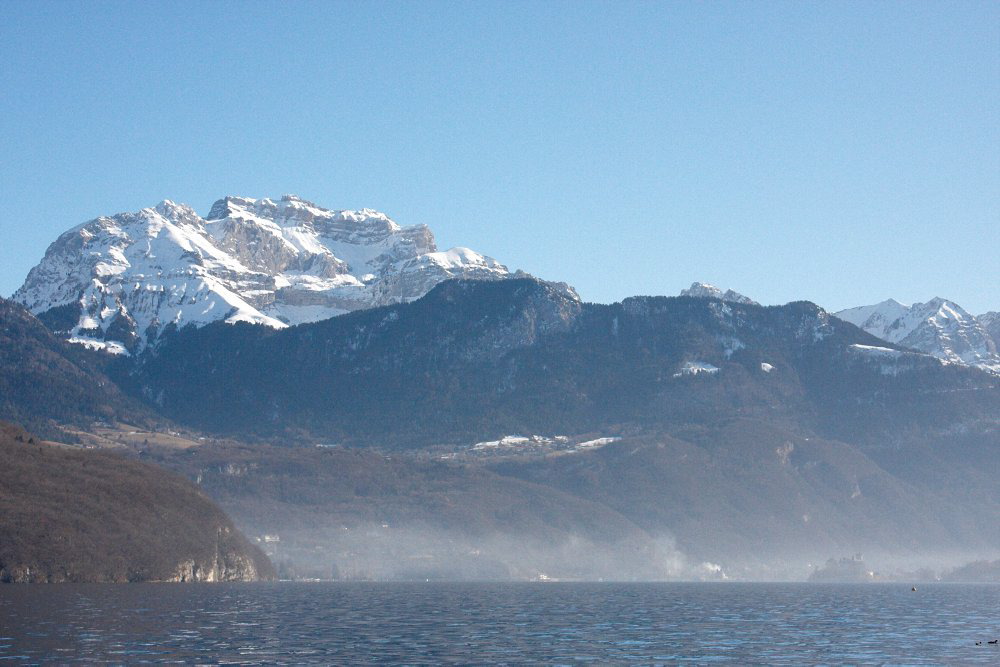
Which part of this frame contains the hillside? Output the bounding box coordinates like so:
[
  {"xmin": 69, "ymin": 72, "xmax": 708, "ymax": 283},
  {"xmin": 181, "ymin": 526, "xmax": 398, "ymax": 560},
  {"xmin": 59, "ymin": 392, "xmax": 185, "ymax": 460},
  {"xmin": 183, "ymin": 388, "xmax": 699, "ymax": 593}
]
[
  {"xmin": 942, "ymin": 559, "xmax": 1000, "ymax": 583},
  {"xmin": 144, "ymin": 419, "xmax": 1000, "ymax": 580},
  {"xmin": 0, "ymin": 422, "xmax": 274, "ymax": 583},
  {"xmin": 0, "ymin": 298, "xmax": 156, "ymax": 439},
  {"xmin": 150, "ymin": 442, "xmax": 682, "ymax": 581},
  {"xmin": 491, "ymin": 420, "xmax": 1000, "ymax": 575}
]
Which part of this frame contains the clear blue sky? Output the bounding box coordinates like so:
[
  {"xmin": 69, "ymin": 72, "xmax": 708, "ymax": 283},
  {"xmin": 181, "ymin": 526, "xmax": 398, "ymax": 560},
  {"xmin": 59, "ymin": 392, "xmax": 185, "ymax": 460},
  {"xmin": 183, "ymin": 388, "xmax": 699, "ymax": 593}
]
[{"xmin": 2, "ymin": 1, "xmax": 997, "ymax": 313}]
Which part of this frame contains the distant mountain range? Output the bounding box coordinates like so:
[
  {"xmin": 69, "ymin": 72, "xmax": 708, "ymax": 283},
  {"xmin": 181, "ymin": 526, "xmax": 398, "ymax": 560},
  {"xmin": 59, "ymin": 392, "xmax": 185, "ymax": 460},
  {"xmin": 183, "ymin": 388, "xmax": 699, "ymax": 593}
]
[
  {"xmin": 677, "ymin": 283, "xmax": 999, "ymax": 374},
  {"xmin": 11, "ymin": 199, "xmax": 996, "ymax": 373}
]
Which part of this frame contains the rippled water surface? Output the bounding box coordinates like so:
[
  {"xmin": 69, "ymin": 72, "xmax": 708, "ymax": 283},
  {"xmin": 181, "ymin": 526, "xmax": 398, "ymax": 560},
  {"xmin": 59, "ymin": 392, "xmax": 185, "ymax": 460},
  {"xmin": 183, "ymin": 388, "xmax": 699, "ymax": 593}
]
[{"xmin": 1, "ymin": 582, "xmax": 998, "ymax": 664}]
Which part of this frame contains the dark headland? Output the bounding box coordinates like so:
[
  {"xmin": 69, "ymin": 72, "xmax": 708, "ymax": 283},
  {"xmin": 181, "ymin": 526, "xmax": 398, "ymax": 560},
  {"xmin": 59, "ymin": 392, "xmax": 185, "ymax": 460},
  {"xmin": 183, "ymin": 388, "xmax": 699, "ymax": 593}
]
[{"xmin": 0, "ymin": 422, "xmax": 275, "ymax": 583}]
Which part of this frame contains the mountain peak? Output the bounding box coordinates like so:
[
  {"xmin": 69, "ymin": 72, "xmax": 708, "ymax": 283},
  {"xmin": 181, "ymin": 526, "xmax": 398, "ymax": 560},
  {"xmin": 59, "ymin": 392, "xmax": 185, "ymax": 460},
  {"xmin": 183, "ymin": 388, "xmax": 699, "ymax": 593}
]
[
  {"xmin": 835, "ymin": 298, "xmax": 999, "ymax": 373},
  {"xmin": 206, "ymin": 195, "xmax": 254, "ymax": 220},
  {"xmin": 14, "ymin": 195, "xmax": 515, "ymax": 352},
  {"xmin": 679, "ymin": 282, "xmax": 758, "ymax": 306},
  {"xmin": 153, "ymin": 199, "xmax": 199, "ymax": 221}
]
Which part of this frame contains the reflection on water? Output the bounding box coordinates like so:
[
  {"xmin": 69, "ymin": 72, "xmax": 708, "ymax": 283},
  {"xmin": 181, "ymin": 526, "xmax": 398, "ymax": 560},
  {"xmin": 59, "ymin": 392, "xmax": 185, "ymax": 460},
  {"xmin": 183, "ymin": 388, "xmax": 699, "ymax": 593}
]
[{"xmin": 1, "ymin": 582, "xmax": 998, "ymax": 664}]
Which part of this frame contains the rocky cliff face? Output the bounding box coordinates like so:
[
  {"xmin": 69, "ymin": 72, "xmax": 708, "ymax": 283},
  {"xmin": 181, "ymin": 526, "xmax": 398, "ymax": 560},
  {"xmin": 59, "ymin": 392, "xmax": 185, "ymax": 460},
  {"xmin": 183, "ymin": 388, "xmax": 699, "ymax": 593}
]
[
  {"xmin": 167, "ymin": 528, "xmax": 269, "ymax": 582},
  {"xmin": 14, "ymin": 194, "xmax": 510, "ymax": 352}
]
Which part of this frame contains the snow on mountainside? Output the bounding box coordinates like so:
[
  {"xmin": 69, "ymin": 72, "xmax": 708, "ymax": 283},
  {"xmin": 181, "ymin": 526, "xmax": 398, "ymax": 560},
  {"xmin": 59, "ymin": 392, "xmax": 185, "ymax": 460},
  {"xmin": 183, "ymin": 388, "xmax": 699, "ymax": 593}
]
[
  {"xmin": 980, "ymin": 311, "xmax": 1000, "ymax": 348},
  {"xmin": 679, "ymin": 282, "xmax": 758, "ymax": 305},
  {"xmin": 835, "ymin": 298, "xmax": 1000, "ymax": 373},
  {"xmin": 14, "ymin": 195, "xmax": 511, "ymax": 352}
]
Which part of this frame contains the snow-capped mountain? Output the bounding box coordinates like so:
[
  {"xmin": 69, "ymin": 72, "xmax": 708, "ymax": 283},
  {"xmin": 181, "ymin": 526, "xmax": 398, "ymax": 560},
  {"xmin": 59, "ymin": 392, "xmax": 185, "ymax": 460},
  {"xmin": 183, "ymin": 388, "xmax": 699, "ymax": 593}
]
[
  {"xmin": 835, "ymin": 298, "xmax": 1000, "ymax": 373},
  {"xmin": 14, "ymin": 195, "xmax": 511, "ymax": 352},
  {"xmin": 679, "ymin": 282, "xmax": 758, "ymax": 305}
]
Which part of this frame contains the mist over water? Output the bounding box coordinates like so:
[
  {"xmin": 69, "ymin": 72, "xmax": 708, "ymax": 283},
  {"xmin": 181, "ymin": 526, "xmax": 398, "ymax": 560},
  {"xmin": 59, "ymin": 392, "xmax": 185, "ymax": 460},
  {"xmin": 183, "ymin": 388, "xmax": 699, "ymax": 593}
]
[
  {"xmin": 259, "ymin": 522, "xmax": 707, "ymax": 582},
  {"xmin": 250, "ymin": 519, "xmax": 1000, "ymax": 583}
]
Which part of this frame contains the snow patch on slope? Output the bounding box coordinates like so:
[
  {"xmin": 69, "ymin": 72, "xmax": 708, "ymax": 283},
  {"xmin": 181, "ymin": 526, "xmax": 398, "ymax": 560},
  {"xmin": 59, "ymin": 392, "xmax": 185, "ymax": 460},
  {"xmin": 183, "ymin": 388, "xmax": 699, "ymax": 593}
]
[
  {"xmin": 67, "ymin": 336, "xmax": 130, "ymax": 356},
  {"xmin": 576, "ymin": 437, "xmax": 621, "ymax": 449},
  {"xmin": 847, "ymin": 343, "xmax": 943, "ymax": 376},
  {"xmin": 848, "ymin": 344, "xmax": 905, "ymax": 359},
  {"xmin": 673, "ymin": 361, "xmax": 720, "ymax": 377},
  {"xmin": 460, "ymin": 434, "xmax": 620, "ymax": 459}
]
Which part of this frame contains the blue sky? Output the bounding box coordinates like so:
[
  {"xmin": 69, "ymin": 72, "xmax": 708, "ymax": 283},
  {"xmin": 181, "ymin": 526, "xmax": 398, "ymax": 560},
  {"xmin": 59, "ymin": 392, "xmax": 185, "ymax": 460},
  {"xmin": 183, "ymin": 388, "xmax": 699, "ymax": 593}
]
[{"xmin": 2, "ymin": 1, "xmax": 997, "ymax": 313}]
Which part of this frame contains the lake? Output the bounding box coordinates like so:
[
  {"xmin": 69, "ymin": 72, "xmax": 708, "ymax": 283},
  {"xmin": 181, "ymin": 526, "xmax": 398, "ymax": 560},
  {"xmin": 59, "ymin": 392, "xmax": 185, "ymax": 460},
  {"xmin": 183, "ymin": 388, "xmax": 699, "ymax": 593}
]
[{"xmin": 1, "ymin": 582, "xmax": 998, "ymax": 664}]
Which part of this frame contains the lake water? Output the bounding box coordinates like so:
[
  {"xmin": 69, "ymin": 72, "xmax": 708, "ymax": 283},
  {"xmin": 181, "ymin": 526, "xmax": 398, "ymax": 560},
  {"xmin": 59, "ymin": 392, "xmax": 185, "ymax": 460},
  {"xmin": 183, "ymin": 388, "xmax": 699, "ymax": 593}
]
[{"xmin": 1, "ymin": 582, "xmax": 998, "ymax": 664}]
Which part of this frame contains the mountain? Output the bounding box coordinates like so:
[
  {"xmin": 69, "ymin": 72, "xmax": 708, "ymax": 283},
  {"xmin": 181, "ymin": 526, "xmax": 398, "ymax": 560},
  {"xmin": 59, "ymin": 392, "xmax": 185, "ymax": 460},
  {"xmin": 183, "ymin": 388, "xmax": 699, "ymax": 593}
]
[
  {"xmin": 119, "ymin": 277, "xmax": 998, "ymax": 449},
  {"xmin": 0, "ymin": 297, "xmax": 156, "ymax": 439},
  {"xmin": 0, "ymin": 422, "xmax": 274, "ymax": 583},
  {"xmin": 13, "ymin": 195, "xmax": 510, "ymax": 352},
  {"xmin": 679, "ymin": 282, "xmax": 758, "ymax": 305},
  {"xmin": 835, "ymin": 298, "xmax": 1000, "ymax": 373}
]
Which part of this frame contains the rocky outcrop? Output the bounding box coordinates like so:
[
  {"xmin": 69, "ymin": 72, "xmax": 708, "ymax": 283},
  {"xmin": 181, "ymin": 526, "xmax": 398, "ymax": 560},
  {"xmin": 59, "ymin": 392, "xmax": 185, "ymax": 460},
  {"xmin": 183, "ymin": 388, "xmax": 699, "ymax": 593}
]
[
  {"xmin": 167, "ymin": 530, "xmax": 266, "ymax": 582},
  {"xmin": 679, "ymin": 282, "xmax": 758, "ymax": 305}
]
